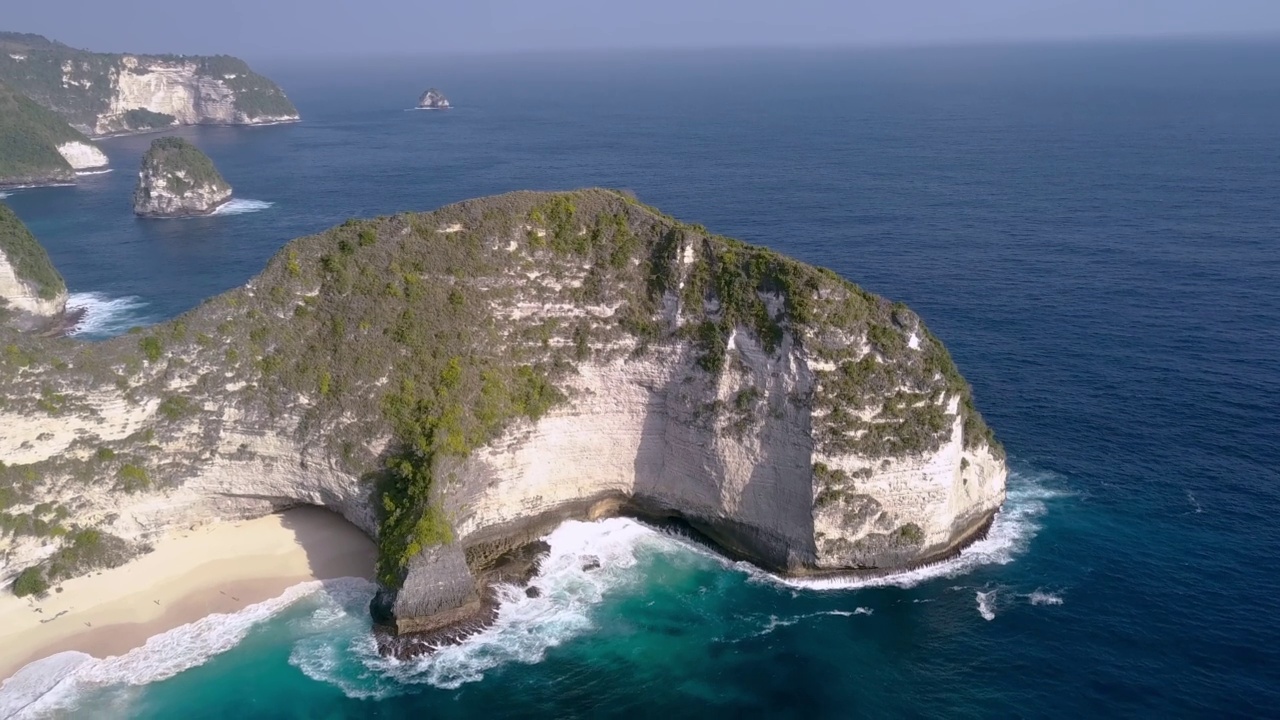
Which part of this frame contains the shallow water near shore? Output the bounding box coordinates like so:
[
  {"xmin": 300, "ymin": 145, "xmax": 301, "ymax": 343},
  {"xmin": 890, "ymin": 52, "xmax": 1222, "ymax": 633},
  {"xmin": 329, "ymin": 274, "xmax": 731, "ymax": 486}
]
[{"xmin": 2, "ymin": 40, "xmax": 1279, "ymax": 717}]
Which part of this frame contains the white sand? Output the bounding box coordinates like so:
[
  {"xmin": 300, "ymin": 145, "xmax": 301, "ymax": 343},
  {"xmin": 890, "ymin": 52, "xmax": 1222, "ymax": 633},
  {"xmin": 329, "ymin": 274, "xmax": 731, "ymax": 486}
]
[{"xmin": 0, "ymin": 507, "xmax": 375, "ymax": 681}]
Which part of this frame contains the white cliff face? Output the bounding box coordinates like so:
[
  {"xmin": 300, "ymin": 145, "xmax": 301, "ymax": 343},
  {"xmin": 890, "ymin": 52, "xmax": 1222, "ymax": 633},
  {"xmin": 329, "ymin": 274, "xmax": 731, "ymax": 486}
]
[
  {"xmin": 88, "ymin": 56, "xmax": 300, "ymax": 136},
  {"xmin": 55, "ymin": 141, "xmax": 108, "ymax": 171},
  {"xmin": 0, "ymin": 252, "xmax": 66, "ymax": 320},
  {"xmin": 0, "ymin": 397, "xmax": 377, "ymax": 585},
  {"xmin": 450, "ymin": 328, "xmax": 1003, "ymax": 573},
  {"xmin": 417, "ymin": 89, "xmax": 451, "ymax": 109},
  {"xmin": 0, "ymin": 191, "xmax": 1006, "ymax": 596},
  {"xmin": 133, "ymin": 167, "xmax": 232, "ymax": 217},
  {"xmin": 135, "ymin": 167, "xmax": 235, "ymax": 215}
]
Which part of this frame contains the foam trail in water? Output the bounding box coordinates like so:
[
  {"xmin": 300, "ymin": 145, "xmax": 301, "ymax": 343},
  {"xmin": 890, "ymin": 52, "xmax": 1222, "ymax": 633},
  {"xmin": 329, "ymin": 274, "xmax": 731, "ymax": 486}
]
[
  {"xmin": 75, "ymin": 169, "xmax": 113, "ymax": 176},
  {"xmin": 0, "ymin": 191, "xmax": 10, "ymax": 199},
  {"xmin": 1027, "ymin": 590, "xmax": 1064, "ymax": 606},
  {"xmin": 0, "ymin": 579, "xmax": 371, "ymax": 719},
  {"xmin": 66, "ymin": 292, "xmax": 153, "ymax": 338},
  {"xmin": 211, "ymin": 199, "xmax": 273, "ymax": 216},
  {"xmin": 976, "ymin": 590, "xmax": 997, "ymax": 621},
  {"xmin": 1185, "ymin": 489, "xmax": 1203, "ymax": 514}
]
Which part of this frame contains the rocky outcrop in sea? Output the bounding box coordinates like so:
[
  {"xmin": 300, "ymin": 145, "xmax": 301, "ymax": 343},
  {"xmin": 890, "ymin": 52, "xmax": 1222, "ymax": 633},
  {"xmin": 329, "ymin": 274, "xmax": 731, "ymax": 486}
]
[
  {"xmin": 133, "ymin": 137, "xmax": 232, "ymax": 217},
  {"xmin": 417, "ymin": 88, "xmax": 451, "ymax": 110}
]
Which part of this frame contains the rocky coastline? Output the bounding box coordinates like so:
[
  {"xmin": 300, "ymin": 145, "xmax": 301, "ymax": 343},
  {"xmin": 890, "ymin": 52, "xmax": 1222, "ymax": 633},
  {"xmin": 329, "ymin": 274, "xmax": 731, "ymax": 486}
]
[{"xmin": 0, "ymin": 189, "xmax": 1006, "ymax": 646}]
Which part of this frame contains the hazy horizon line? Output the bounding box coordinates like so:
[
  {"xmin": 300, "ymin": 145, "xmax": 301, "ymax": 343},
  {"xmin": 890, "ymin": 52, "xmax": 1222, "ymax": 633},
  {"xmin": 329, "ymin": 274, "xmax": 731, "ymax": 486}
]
[{"xmin": 9, "ymin": 27, "xmax": 1280, "ymax": 63}]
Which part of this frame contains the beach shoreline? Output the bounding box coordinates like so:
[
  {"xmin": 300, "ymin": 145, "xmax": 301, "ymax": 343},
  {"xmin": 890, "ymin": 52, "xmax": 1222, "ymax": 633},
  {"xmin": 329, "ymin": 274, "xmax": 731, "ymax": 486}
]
[{"xmin": 0, "ymin": 507, "xmax": 375, "ymax": 682}]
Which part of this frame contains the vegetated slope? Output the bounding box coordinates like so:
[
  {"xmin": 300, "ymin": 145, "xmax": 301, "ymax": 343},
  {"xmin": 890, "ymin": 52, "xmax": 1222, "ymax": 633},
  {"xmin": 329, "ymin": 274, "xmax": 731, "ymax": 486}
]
[
  {"xmin": 0, "ymin": 79, "xmax": 86, "ymax": 185},
  {"xmin": 0, "ymin": 31, "xmax": 298, "ymax": 135},
  {"xmin": 0, "ymin": 189, "xmax": 1001, "ymax": 593}
]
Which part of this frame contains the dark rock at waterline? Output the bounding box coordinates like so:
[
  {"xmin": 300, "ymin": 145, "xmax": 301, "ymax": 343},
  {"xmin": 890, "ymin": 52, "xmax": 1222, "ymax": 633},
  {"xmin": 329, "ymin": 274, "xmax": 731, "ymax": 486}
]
[
  {"xmin": 525, "ymin": 586, "xmax": 541, "ymax": 598},
  {"xmin": 375, "ymin": 538, "xmax": 552, "ymax": 659},
  {"xmin": 582, "ymin": 556, "xmax": 601, "ymax": 572}
]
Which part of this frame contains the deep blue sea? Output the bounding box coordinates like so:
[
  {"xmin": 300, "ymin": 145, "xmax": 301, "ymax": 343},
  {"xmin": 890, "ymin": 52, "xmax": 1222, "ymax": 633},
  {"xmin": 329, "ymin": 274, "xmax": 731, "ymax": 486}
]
[{"xmin": 2, "ymin": 40, "xmax": 1279, "ymax": 718}]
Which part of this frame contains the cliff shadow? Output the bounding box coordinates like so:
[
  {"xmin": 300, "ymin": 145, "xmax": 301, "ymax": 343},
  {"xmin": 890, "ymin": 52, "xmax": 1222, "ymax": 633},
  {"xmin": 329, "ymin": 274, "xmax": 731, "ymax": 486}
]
[{"xmin": 276, "ymin": 505, "xmax": 377, "ymax": 582}]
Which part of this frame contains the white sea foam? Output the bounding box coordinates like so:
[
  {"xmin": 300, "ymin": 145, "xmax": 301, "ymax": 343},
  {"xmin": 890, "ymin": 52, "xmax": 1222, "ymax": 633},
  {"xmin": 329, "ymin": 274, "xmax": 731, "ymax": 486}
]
[
  {"xmin": 211, "ymin": 199, "xmax": 273, "ymax": 216},
  {"xmin": 3, "ymin": 471, "xmax": 1062, "ymax": 705},
  {"xmin": 1028, "ymin": 590, "xmax": 1064, "ymax": 606},
  {"xmin": 1186, "ymin": 489, "xmax": 1203, "ymax": 514},
  {"xmin": 378, "ymin": 518, "xmax": 657, "ymax": 691},
  {"xmin": 0, "ymin": 579, "xmax": 369, "ymax": 719},
  {"xmin": 748, "ymin": 471, "xmax": 1062, "ymax": 592},
  {"xmin": 74, "ymin": 169, "xmax": 113, "ymax": 176},
  {"xmin": 66, "ymin": 292, "xmax": 153, "ymax": 338},
  {"xmin": 0, "ymin": 191, "xmax": 10, "ymax": 199},
  {"xmin": 976, "ymin": 590, "xmax": 997, "ymax": 621}
]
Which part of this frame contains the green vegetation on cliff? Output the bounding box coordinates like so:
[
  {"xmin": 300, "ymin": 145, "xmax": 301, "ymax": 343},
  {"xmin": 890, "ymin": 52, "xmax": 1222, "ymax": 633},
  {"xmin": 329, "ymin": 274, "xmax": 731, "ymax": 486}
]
[
  {"xmin": 0, "ymin": 189, "xmax": 1001, "ymax": 591},
  {"xmin": 0, "ymin": 79, "xmax": 83, "ymax": 185},
  {"xmin": 196, "ymin": 56, "xmax": 299, "ymax": 118},
  {"xmin": 0, "ymin": 32, "xmax": 298, "ymax": 133},
  {"xmin": 137, "ymin": 136, "xmax": 230, "ymax": 196},
  {"xmin": 0, "ymin": 202, "xmax": 66, "ymax": 300},
  {"xmin": 121, "ymin": 108, "xmax": 176, "ymax": 131}
]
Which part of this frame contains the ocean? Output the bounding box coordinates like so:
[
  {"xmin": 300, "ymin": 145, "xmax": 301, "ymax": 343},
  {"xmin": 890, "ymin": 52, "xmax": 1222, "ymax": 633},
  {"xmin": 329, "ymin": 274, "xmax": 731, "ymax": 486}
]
[{"xmin": 2, "ymin": 39, "xmax": 1279, "ymax": 718}]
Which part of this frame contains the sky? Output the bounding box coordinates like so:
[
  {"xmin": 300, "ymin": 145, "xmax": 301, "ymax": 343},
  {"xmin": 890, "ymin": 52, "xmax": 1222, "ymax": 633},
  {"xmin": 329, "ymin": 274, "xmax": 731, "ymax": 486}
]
[{"xmin": 6, "ymin": 0, "xmax": 1280, "ymax": 58}]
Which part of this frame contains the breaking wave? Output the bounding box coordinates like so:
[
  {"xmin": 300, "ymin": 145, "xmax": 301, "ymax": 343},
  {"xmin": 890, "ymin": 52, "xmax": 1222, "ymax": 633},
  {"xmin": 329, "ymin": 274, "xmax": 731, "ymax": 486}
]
[
  {"xmin": 74, "ymin": 169, "xmax": 112, "ymax": 177},
  {"xmin": 0, "ymin": 579, "xmax": 370, "ymax": 719},
  {"xmin": 1, "ymin": 470, "xmax": 1062, "ymax": 707},
  {"xmin": 211, "ymin": 199, "xmax": 273, "ymax": 216},
  {"xmin": 66, "ymin": 292, "xmax": 154, "ymax": 339},
  {"xmin": 976, "ymin": 590, "xmax": 998, "ymax": 621},
  {"xmin": 1028, "ymin": 590, "xmax": 1064, "ymax": 606}
]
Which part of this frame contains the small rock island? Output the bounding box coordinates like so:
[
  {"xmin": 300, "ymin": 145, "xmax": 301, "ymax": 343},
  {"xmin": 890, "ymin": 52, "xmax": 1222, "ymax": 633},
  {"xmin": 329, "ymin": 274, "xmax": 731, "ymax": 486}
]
[
  {"xmin": 133, "ymin": 137, "xmax": 232, "ymax": 218},
  {"xmin": 417, "ymin": 88, "xmax": 451, "ymax": 110}
]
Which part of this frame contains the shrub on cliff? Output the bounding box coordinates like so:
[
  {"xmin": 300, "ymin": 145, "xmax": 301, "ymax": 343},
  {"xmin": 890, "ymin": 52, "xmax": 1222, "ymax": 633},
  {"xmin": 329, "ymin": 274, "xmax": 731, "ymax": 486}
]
[{"xmin": 12, "ymin": 566, "xmax": 48, "ymax": 597}]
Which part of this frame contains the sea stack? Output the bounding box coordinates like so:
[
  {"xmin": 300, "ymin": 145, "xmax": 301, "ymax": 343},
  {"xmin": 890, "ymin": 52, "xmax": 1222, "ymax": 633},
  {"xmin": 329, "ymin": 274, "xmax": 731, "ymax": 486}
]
[
  {"xmin": 417, "ymin": 88, "xmax": 451, "ymax": 110},
  {"xmin": 133, "ymin": 137, "xmax": 232, "ymax": 217},
  {"xmin": 0, "ymin": 202, "xmax": 67, "ymax": 330}
]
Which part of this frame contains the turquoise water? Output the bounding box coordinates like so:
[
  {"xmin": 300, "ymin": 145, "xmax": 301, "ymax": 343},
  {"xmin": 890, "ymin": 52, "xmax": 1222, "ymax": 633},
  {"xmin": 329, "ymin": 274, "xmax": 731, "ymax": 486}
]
[{"xmin": 2, "ymin": 41, "xmax": 1279, "ymax": 718}]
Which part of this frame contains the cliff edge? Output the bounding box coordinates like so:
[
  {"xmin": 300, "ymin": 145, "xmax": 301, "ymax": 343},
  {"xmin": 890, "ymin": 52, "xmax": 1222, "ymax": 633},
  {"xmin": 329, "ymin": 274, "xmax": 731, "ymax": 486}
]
[
  {"xmin": 0, "ymin": 203, "xmax": 67, "ymax": 330},
  {"xmin": 133, "ymin": 137, "xmax": 232, "ymax": 217},
  {"xmin": 0, "ymin": 32, "xmax": 299, "ymax": 136},
  {"xmin": 0, "ymin": 190, "xmax": 1005, "ymax": 634},
  {"xmin": 0, "ymin": 80, "xmax": 108, "ymax": 188}
]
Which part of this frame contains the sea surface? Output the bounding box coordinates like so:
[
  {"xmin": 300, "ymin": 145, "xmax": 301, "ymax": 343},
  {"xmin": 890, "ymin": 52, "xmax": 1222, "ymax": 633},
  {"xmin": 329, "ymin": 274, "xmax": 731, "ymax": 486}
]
[{"xmin": 2, "ymin": 40, "xmax": 1279, "ymax": 718}]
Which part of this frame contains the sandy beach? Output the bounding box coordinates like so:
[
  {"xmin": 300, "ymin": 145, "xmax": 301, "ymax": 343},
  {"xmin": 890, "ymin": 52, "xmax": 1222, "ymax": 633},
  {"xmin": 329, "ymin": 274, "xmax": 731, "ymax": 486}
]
[{"xmin": 0, "ymin": 507, "xmax": 375, "ymax": 682}]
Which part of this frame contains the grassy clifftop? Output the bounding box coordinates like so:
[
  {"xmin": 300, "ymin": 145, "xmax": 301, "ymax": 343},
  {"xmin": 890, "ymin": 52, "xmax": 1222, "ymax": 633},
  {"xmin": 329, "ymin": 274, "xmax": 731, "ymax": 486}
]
[
  {"xmin": 139, "ymin": 136, "xmax": 230, "ymax": 194},
  {"xmin": 0, "ymin": 189, "xmax": 1000, "ymax": 590},
  {"xmin": 0, "ymin": 80, "xmax": 85, "ymax": 186}
]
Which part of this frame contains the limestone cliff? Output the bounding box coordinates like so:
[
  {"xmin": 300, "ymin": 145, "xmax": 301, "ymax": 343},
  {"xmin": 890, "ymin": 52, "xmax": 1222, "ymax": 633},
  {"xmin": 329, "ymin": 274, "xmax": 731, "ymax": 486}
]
[
  {"xmin": 0, "ymin": 190, "xmax": 1005, "ymax": 630},
  {"xmin": 0, "ymin": 32, "xmax": 299, "ymax": 137},
  {"xmin": 133, "ymin": 137, "xmax": 232, "ymax": 217},
  {"xmin": 417, "ymin": 88, "xmax": 451, "ymax": 110},
  {"xmin": 0, "ymin": 79, "xmax": 107, "ymax": 187},
  {"xmin": 0, "ymin": 203, "xmax": 66, "ymax": 330}
]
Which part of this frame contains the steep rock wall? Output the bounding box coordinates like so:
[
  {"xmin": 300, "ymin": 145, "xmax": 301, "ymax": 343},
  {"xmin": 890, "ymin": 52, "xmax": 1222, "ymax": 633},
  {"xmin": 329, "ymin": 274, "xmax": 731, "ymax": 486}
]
[
  {"xmin": 0, "ymin": 190, "xmax": 1006, "ymax": 631},
  {"xmin": 0, "ymin": 252, "xmax": 66, "ymax": 321},
  {"xmin": 55, "ymin": 141, "xmax": 108, "ymax": 171}
]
